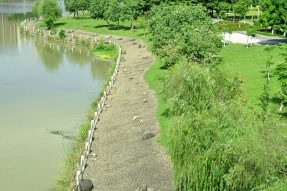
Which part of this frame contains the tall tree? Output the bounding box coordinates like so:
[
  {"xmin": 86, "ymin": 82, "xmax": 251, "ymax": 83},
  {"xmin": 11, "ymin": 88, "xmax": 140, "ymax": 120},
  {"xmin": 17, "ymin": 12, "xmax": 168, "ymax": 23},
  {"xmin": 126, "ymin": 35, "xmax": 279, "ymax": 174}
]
[
  {"xmin": 274, "ymin": 48, "xmax": 287, "ymax": 112},
  {"xmin": 149, "ymin": 4, "xmax": 222, "ymax": 67},
  {"xmin": 37, "ymin": 0, "xmax": 62, "ymax": 29},
  {"xmin": 89, "ymin": 0, "xmax": 110, "ymax": 25},
  {"xmin": 233, "ymin": 0, "xmax": 250, "ymax": 21},
  {"xmin": 124, "ymin": 0, "xmax": 142, "ymax": 30},
  {"xmin": 259, "ymin": 0, "xmax": 287, "ymax": 34},
  {"xmin": 104, "ymin": 0, "xmax": 125, "ymax": 28},
  {"xmin": 64, "ymin": 0, "xmax": 90, "ymax": 17}
]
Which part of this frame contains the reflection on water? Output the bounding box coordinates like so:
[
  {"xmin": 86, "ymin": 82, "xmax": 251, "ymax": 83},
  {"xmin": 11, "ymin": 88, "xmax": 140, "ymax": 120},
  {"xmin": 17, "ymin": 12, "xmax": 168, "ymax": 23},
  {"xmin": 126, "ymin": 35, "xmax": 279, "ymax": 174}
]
[
  {"xmin": 0, "ymin": 14, "xmax": 19, "ymax": 49},
  {"xmin": 34, "ymin": 41, "xmax": 65, "ymax": 71},
  {"xmin": 32, "ymin": 40, "xmax": 111, "ymax": 78},
  {"xmin": 0, "ymin": 4, "xmax": 111, "ymax": 191}
]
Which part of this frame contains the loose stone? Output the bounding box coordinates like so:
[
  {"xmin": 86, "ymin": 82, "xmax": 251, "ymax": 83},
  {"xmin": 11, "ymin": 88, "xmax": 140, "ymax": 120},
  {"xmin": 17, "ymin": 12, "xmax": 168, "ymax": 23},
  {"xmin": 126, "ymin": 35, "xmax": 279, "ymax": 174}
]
[
  {"xmin": 142, "ymin": 131, "xmax": 156, "ymax": 140},
  {"xmin": 80, "ymin": 179, "xmax": 94, "ymax": 191},
  {"xmin": 135, "ymin": 184, "xmax": 147, "ymax": 191}
]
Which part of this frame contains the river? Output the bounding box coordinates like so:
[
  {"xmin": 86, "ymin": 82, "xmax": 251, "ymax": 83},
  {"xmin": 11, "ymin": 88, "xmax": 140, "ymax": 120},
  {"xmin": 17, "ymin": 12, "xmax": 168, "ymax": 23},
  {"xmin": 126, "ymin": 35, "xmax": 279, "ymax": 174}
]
[{"xmin": 0, "ymin": 1, "xmax": 111, "ymax": 190}]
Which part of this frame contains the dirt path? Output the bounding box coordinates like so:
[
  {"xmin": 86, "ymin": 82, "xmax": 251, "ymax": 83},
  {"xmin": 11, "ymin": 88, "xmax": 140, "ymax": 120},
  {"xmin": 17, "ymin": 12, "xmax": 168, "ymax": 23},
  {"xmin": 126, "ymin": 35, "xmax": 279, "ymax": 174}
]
[{"xmin": 76, "ymin": 33, "xmax": 173, "ymax": 191}]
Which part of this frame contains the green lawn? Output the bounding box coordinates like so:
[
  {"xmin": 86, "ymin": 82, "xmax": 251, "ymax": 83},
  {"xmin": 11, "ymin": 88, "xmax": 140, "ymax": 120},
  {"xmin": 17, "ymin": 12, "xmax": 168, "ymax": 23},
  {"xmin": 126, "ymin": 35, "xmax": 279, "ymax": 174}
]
[
  {"xmin": 219, "ymin": 44, "xmax": 285, "ymax": 110},
  {"xmin": 54, "ymin": 17, "xmax": 149, "ymax": 41}
]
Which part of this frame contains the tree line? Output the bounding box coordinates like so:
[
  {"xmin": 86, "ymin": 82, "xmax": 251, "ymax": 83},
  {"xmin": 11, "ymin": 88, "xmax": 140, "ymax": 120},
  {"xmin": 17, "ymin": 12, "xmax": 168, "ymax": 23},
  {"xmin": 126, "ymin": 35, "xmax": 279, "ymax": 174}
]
[{"xmin": 33, "ymin": 0, "xmax": 287, "ymax": 35}]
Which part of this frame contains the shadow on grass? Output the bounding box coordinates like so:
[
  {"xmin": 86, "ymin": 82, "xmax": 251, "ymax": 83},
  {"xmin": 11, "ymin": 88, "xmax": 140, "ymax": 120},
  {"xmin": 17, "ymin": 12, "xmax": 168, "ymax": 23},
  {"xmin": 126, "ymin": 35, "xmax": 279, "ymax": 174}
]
[
  {"xmin": 54, "ymin": 22, "xmax": 67, "ymax": 27},
  {"xmin": 94, "ymin": 24, "xmax": 131, "ymax": 31}
]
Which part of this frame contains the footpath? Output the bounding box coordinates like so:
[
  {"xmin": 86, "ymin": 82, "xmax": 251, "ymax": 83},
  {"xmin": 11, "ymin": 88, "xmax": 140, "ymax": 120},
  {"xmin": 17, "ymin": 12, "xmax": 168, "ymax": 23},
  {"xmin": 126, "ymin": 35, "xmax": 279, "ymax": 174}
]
[{"xmin": 82, "ymin": 34, "xmax": 173, "ymax": 191}]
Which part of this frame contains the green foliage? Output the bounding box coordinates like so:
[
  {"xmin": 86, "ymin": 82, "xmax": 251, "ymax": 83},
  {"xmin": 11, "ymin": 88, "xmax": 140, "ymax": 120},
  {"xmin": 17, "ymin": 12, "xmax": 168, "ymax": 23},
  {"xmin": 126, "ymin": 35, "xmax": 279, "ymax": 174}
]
[
  {"xmin": 233, "ymin": 0, "xmax": 251, "ymax": 19},
  {"xmin": 58, "ymin": 29, "xmax": 66, "ymax": 39},
  {"xmin": 260, "ymin": 78, "xmax": 270, "ymax": 118},
  {"xmin": 149, "ymin": 4, "xmax": 222, "ymax": 67},
  {"xmin": 65, "ymin": 0, "xmax": 90, "ymax": 17},
  {"xmin": 32, "ymin": 0, "xmax": 42, "ymax": 18},
  {"xmin": 259, "ymin": 0, "xmax": 287, "ymax": 34},
  {"xmin": 39, "ymin": 0, "xmax": 62, "ymax": 19},
  {"xmin": 124, "ymin": 0, "xmax": 142, "ymax": 29},
  {"xmin": 35, "ymin": 0, "xmax": 62, "ymax": 29},
  {"xmin": 104, "ymin": 0, "xmax": 125, "ymax": 27},
  {"xmin": 89, "ymin": 0, "xmax": 110, "ymax": 24},
  {"xmin": 165, "ymin": 63, "xmax": 287, "ymax": 191},
  {"xmin": 92, "ymin": 40, "xmax": 118, "ymax": 60},
  {"xmin": 274, "ymin": 47, "xmax": 287, "ymax": 112}
]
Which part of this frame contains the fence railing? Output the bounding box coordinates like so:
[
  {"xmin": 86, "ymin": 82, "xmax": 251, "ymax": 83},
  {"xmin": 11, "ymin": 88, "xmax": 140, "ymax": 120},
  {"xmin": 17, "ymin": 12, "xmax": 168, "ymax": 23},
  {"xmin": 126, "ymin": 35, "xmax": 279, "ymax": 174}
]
[{"xmin": 75, "ymin": 45, "xmax": 122, "ymax": 191}]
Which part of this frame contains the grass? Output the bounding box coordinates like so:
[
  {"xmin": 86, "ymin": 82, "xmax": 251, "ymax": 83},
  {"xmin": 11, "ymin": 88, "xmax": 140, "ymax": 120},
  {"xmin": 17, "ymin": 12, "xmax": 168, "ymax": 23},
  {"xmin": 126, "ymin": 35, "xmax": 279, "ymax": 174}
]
[
  {"xmin": 54, "ymin": 17, "xmax": 150, "ymax": 41},
  {"xmin": 91, "ymin": 42, "xmax": 118, "ymax": 60},
  {"xmin": 219, "ymin": 44, "xmax": 285, "ymax": 110}
]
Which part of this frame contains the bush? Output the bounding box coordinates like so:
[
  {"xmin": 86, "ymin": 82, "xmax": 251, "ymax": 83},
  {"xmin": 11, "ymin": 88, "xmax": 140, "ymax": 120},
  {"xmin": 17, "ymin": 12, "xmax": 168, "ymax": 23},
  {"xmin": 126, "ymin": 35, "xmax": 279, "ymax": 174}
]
[{"xmin": 58, "ymin": 29, "xmax": 66, "ymax": 39}]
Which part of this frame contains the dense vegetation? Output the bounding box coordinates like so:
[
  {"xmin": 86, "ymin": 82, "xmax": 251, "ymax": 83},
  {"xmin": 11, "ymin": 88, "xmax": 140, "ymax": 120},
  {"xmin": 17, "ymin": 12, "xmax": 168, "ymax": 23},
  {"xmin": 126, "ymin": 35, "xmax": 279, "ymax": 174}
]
[
  {"xmin": 146, "ymin": 4, "xmax": 287, "ymax": 190},
  {"xmin": 31, "ymin": 0, "xmax": 287, "ymax": 190},
  {"xmin": 32, "ymin": 0, "xmax": 62, "ymax": 29}
]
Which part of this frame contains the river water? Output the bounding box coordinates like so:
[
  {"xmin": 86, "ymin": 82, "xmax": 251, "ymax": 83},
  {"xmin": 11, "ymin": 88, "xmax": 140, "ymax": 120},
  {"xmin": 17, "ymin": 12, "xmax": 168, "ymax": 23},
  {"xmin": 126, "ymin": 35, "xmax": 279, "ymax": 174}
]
[{"xmin": 0, "ymin": 1, "xmax": 111, "ymax": 190}]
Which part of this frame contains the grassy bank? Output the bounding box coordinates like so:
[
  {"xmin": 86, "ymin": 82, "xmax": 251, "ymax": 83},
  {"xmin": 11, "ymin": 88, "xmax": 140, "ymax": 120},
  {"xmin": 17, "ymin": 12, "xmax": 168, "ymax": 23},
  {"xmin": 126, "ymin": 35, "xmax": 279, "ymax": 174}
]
[{"xmin": 92, "ymin": 42, "xmax": 118, "ymax": 60}]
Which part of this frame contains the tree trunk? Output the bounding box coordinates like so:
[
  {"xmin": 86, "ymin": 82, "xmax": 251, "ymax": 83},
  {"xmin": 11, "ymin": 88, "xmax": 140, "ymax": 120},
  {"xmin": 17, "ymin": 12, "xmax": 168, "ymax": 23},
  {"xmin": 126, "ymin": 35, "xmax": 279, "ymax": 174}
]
[
  {"xmin": 223, "ymin": 32, "xmax": 226, "ymax": 47},
  {"xmin": 279, "ymin": 102, "xmax": 284, "ymax": 112},
  {"xmin": 105, "ymin": 19, "xmax": 110, "ymax": 27},
  {"xmin": 267, "ymin": 71, "xmax": 271, "ymax": 81},
  {"xmin": 130, "ymin": 18, "xmax": 134, "ymax": 31}
]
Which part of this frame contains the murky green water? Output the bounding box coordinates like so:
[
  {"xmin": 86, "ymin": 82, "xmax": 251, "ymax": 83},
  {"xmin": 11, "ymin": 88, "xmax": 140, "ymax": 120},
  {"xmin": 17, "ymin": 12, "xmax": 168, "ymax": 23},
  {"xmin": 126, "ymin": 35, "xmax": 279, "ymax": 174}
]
[{"xmin": 0, "ymin": 1, "xmax": 111, "ymax": 190}]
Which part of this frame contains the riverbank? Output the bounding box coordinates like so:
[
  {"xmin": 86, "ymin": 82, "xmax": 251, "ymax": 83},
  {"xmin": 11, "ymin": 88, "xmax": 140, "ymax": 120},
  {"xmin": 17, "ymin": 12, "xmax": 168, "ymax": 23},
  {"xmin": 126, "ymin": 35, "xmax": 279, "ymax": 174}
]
[{"xmin": 24, "ymin": 20, "xmax": 173, "ymax": 190}]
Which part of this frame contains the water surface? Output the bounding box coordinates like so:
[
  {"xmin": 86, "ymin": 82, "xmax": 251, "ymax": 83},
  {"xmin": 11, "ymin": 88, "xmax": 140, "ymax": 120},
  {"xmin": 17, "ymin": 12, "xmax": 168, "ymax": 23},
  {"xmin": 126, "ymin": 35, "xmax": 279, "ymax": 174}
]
[{"xmin": 0, "ymin": 2, "xmax": 111, "ymax": 190}]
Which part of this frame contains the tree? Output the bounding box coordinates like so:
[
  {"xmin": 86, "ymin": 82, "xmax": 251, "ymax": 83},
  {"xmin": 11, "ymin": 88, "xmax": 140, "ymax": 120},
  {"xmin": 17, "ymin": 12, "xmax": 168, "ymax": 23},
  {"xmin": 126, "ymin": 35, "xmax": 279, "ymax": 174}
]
[
  {"xmin": 137, "ymin": 16, "xmax": 148, "ymax": 36},
  {"xmin": 124, "ymin": 0, "xmax": 142, "ymax": 30},
  {"xmin": 233, "ymin": 0, "xmax": 250, "ymax": 22},
  {"xmin": 206, "ymin": 0, "xmax": 231, "ymax": 18},
  {"xmin": 246, "ymin": 29, "xmax": 256, "ymax": 47},
  {"xmin": 65, "ymin": 0, "xmax": 90, "ymax": 17},
  {"xmin": 37, "ymin": 0, "xmax": 62, "ymax": 29},
  {"xmin": 274, "ymin": 48, "xmax": 287, "ymax": 112},
  {"xmin": 105, "ymin": 0, "xmax": 125, "ymax": 28},
  {"xmin": 259, "ymin": 0, "xmax": 287, "ymax": 34},
  {"xmin": 32, "ymin": 0, "xmax": 42, "ymax": 18},
  {"xmin": 149, "ymin": 4, "xmax": 222, "ymax": 67},
  {"xmin": 89, "ymin": 0, "xmax": 110, "ymax": 25}
]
